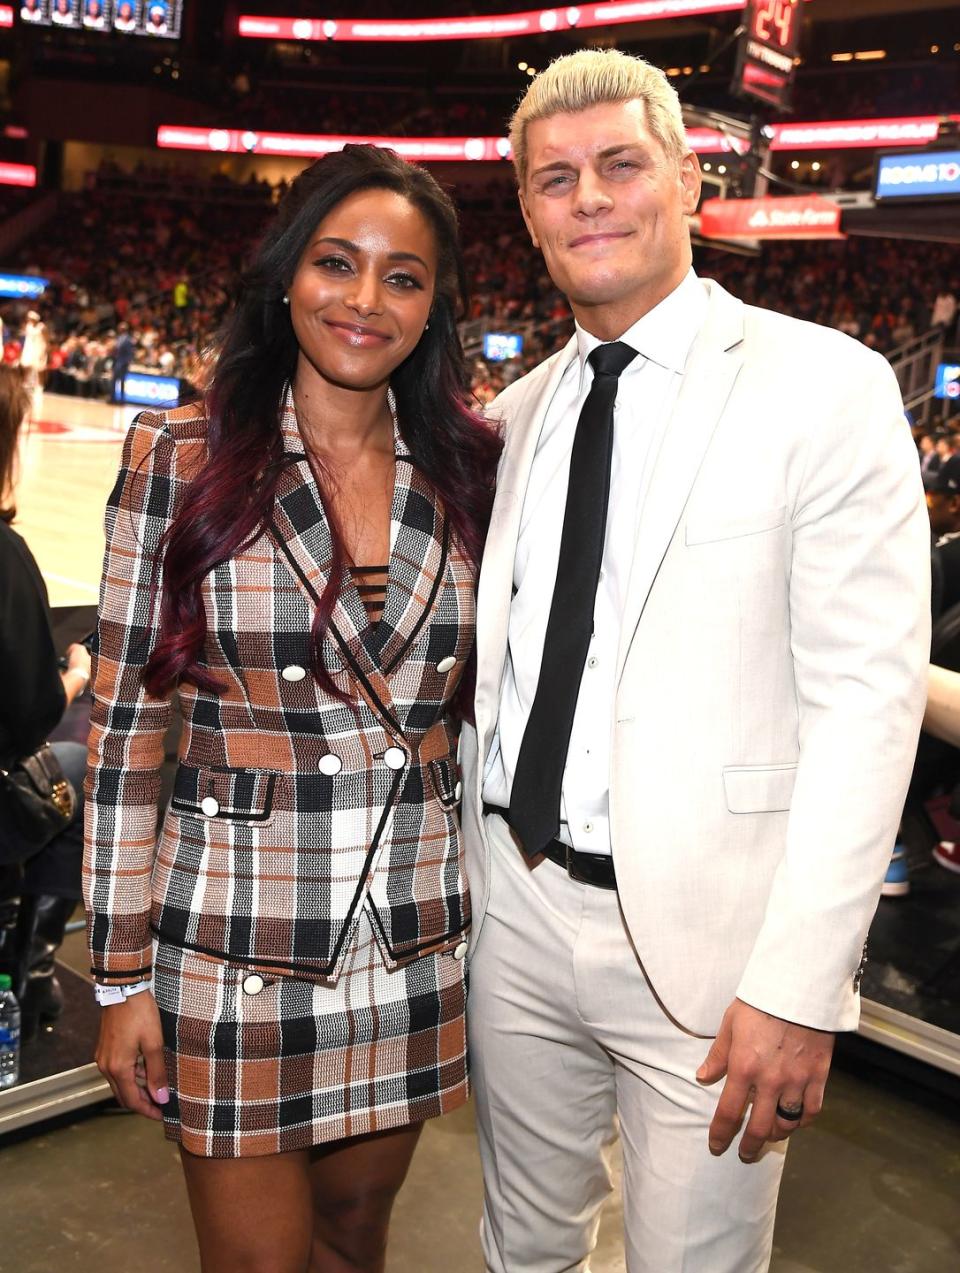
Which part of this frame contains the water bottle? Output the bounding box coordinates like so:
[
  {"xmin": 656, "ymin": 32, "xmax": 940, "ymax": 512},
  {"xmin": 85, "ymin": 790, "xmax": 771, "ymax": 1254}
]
[{"xmin": 0, "ymin": 973, "xmax": 21, "ymax": 1089}]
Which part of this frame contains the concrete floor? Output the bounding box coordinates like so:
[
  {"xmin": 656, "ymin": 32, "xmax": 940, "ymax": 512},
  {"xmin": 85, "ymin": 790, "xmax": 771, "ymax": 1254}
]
[{"xmin": 3, "ymin": 1054, "xmax": 959, "ymax": 1270}]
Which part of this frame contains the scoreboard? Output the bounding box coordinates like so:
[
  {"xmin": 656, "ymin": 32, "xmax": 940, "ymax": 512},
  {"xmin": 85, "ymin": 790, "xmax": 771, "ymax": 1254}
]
[
  {"xmin": 734, "ymin": 0, "xmax": 803, "ymax": 111},
  {"xmin": 20, "ymin": 0, "xmax": 182, "ymax": 38}
]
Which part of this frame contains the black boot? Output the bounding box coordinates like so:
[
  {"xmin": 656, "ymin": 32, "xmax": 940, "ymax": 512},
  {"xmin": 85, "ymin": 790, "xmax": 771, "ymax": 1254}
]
[
  {"xmin": 0, "ymin": 863, "xmax": 24, "ymax": 984},
  {"xmin": 18, "ymin": 895, "xmax": 76, "ymax": 1041}
]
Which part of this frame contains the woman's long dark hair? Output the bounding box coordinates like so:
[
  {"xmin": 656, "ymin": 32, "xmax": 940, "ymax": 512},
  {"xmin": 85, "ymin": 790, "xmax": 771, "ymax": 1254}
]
[{"xmin": 143, "ymin": 145, "xmax": 501, "ymax": 699}]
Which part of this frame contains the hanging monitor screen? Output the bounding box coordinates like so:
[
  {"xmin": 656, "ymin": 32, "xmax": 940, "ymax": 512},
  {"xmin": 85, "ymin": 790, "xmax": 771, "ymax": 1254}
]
[
  {"xmin": 733, "ymin": 0, "xmax": 803, "ymax": 111},
  {"xmin": 20, "ymin": 0, "xmax": 183, "ymax": 37}
]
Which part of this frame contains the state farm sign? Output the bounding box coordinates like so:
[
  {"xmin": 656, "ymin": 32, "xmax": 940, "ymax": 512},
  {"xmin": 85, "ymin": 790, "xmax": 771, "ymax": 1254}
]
[{"xmin": 699, "ymin": 195, "xmax": 845, "ymax": 240}]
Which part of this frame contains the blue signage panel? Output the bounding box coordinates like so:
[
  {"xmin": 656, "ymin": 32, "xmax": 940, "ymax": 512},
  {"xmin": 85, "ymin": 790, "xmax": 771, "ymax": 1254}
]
[
  {"xmin": 875, "ymin": 148, "xmax": 960, "ymax": 201},
  {"xmin": 122, "ymin": 372, "xmax": 180, "ymax": 406},
  {"xmin": 483, "ymin": 332, "xmax": 523, "ymax": 362},
  {"xmin": 935, "ymin": 363, "xmax": 960, "ymax": 401},
  {"xmin": 0, "ymin": 273, "xmax": 48, "ymax": 298}
]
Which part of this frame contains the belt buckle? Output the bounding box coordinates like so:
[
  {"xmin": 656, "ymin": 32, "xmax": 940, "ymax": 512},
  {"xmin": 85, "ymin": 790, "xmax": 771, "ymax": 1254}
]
[{"xmin": 564, "ymin": 842, "xmax": 591, "ymax": 887}]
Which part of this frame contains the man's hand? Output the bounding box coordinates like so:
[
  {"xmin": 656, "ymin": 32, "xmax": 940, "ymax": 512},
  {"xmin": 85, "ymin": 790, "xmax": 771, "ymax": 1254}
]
[
  {"xmin": 696, "ymin": 998, "xmax": 835, "ymax": 1162},
  {"xmin": 95, "ymin": 991, "xmax": 169, "ymax": 1122}
]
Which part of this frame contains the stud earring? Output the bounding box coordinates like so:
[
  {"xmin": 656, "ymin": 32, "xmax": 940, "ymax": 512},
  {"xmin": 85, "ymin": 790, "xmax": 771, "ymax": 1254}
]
[
  {"xmin": 424, "ymin": 321, "xmax": 430, "ymax": 331},
  {"xmin": 282, "ymin": 295, "xmax": 289, "ymax": 305}
]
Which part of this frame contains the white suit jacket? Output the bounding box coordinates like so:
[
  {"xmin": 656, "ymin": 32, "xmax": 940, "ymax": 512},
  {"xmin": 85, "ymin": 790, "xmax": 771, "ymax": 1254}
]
[{"xmin": 461, "ymin": 278, "xmax": 930, "ymax": 1037}]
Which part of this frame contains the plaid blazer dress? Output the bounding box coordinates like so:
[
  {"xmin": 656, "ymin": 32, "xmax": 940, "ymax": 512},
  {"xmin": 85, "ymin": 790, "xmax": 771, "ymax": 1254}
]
[{"xmin": 83, "ymin": 394, "xmax": 475, "ymax": 1156}]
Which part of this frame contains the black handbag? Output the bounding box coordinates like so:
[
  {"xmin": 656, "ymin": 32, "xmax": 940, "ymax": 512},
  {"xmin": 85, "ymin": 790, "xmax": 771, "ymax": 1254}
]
[{"xmin": 0, "ymin": 743, "xmax": 77, "ymax": 863}]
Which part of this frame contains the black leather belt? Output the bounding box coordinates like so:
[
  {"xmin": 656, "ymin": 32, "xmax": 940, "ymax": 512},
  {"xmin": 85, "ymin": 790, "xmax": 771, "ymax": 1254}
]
[{"xmin": 484, "ymin": 805, "xmax": 617, "ymax": 891}]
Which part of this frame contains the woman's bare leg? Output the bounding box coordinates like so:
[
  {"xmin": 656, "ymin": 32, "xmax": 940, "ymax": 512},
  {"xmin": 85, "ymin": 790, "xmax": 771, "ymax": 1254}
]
[
  {"xmin": 180, "ymin": 1145, "xmax": 314, "ymax": 1273},
  {"xmin": 308, "ymin": 1123, "xmax": 424, "ymax": 1273}
]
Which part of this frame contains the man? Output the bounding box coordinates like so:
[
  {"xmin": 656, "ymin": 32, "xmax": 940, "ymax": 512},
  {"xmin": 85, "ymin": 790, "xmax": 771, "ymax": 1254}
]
[
  {"xmin": 110, "ymin": 322, "xmax": 134, "ymax": 404},
  {"xmin": 460, "ymin": 50, "xmax": 929, "ymax": 1272},
  {"xmin": 19, "ymin": 310, "xmax": 47, "ymax": 422},
  {"xmin": 928, "ymin": 453, "xmax": 960, "ymax": 618}
]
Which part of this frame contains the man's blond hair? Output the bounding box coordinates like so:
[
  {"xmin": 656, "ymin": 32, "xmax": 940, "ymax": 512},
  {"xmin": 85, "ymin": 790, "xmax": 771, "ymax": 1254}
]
[{"xmin": 509, "ymin": 49, "xmax": 688, "ymax": 185}]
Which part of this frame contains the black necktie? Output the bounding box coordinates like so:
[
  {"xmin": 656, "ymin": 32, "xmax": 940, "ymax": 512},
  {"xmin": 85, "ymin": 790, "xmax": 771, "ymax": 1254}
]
[{"xmin": 508, "ymin": 341, "xmax": 638, "ymax": 856}]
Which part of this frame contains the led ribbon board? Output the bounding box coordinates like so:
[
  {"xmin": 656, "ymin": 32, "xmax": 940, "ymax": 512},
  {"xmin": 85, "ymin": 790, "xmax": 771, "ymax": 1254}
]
[
  {"xmin": 238, "ymin": 2, "xmax": 817, "ymax": 42},
  {"xmin": 157, "ymin": 117, "xmax": 960, "ymax": 161},
  {"xmin": 0, "ymin": 273, "xmax": 48, "ymax": 298}
]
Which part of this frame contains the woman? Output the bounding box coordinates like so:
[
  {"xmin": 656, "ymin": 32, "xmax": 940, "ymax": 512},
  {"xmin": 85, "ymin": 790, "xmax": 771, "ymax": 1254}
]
[
  {"xmin": 0, "ymin": 365, "xmax": 90, "ymax": 1033},
  {"xmin": 85, "ymin": 145, "xmax": 500, "ymax": 1272}
]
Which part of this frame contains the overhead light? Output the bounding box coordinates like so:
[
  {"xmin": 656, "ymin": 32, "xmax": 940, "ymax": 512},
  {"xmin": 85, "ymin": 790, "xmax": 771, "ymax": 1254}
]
[
  {"xmin": 790, "ymin": 160, "xmax": 800, "ymax": 170},
  {"xmin": 811, "ymin": 161, "xmax": 821, "ymax": 171},
  {"xmin": 931, "ymin": 44, "xmax": 939, "ymax": 53},
  {"xmin": 702, "ymin": 162, "xmax": 712, "ymax": 171},
  {"xmin": 831, "ymin": 52, "xmax": 854, "ymax": 62},
  {"xmin": 699, "ymin": 64, "xmax": 711, "ymax": 73},
  {"xmin": 717, "ymin": 165, "xmax": 726, "ymax": 174},
  {"xmin": 666, "ymin": 67, "xmax": 680, "ymax": 76},
  {"xmin": 518, "ymin": 61, "xmax": 527, "ymax": 70},
  {"xmin": 854, "ymin": 50, "xmax": 886, "ymax": 60}
]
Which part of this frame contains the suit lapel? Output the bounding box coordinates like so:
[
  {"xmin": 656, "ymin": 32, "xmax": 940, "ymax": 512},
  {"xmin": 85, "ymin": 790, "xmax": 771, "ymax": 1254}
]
[
  {"xmin": 615, "ymin": 282, "xmax": 745, "ymax": 685},
  {"xmin": 475, "ymin": 337, "xmax": 577, "ymax": 764}
]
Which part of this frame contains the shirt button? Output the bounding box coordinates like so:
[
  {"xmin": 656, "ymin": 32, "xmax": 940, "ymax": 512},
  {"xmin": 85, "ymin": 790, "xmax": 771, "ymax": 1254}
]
[
  {"xmin": 383, "ymin": 746, "xmax": 406, "ymax": 770},
  {"xmin": 318, "ymin": 753, "xmax": 342, "ymax": 776},
  {"xmin": 583, "ymin": 821, "xmax": 594, "ymax": 834},
  {"xmin": 200, "ymin": 795, "xmax": 220, "ymax": 817},
  {"xmin": 281, "ymin": 665, "xmax": 307, "ymax": 682},
  {"xmin": 453, "ymin": 941, "xmax": 468, "ymax": 960},
  {"xmin": 242, "ymin": 974, "xmax": 265, "ymax": 995},
  {"xmin": 436, "ymin": 656, "xmax": 457, "ymax": 674},
  {"xmin": 454, "ymin": 780, "xmax": 463, "ymax": 801},
  {"xmin": 587, "ymin": 656, "xmax": 599, "ymax": 669}
]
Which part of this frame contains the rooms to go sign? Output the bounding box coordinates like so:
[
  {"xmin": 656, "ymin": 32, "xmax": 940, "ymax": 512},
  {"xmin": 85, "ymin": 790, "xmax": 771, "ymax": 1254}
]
[{"xmin": 874, "ymin": 148, "xmax": 960, "ymax": 201}]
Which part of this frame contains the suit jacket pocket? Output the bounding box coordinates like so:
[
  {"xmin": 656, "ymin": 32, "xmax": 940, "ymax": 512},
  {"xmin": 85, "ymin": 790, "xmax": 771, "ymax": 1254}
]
[
  {"xmin": 685, "ymin": 505, "xmax": 787, "ymax": 546},
  {"xmin": 723, "ymin": 763, "xmax": 797, "ymax": 814},
  {"xmin": 170, "ymin": 764, "xmax": 277, "ymax": 826}
]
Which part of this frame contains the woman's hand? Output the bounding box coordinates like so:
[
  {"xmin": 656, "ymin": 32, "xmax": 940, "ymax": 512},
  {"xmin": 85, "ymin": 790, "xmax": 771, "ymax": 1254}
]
[
  {"xmin": 95, "ymin": 991, "xmax": 170, "ymax": 1121},
  {"xmin": 61, "ymin": 642, "xmax": 92, "ymax": 706}
]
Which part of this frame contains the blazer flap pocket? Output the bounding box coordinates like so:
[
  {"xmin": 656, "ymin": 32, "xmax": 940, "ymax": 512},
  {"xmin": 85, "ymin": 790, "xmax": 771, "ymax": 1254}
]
[
  {"xmin": 171, "ymin": 765, "xmax": 277, "ymax": 824},
  {"xmin": 429, "ymin": 757, "xmax": 463, "ymax": 810},
  {"xmin": 685, "ymin": 505, "xmax": 787, "ymax": 546},
  {"xmin": 723, "ymin": 763, "xmax": 797, "ymax": 814}
]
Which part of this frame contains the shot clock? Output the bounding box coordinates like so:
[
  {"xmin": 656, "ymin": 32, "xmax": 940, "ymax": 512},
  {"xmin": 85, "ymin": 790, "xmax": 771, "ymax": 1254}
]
[{"xmin": 734, "ymin": 0, "xmax": 803, "ymax": 111}]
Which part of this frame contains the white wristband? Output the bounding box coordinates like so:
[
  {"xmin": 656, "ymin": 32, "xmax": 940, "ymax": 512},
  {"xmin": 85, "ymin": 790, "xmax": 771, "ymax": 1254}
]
[{"xmin": 95, "ymin": 980, "xmax": 152, "ymax": 1006}]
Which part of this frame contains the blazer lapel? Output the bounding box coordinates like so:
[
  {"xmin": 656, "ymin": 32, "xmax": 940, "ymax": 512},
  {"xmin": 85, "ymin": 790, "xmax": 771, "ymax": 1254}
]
[
  {"xmin": 474, "ymin": 337, "xmax": 578, "ymax": 765},
  {"xmin": 371, "ymin": 422, "xmax": 449, "ymax": 675},
  {"xmin": 615, "ymin": 281, "xmax": 746, "ymax": 685},
  {"xmin": 268, "ymin": 391, "xmax": 401, "ymax": 728}
]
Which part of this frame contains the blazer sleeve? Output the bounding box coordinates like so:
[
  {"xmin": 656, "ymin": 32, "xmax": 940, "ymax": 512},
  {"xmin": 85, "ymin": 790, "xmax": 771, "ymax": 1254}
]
[
  {"xmin": 83, "ymin": 411, "xmax": 176, "ymax": 985},
  {"xmin": 735, "ymin": 349, "xmax": 931, "ymax": 1031}
]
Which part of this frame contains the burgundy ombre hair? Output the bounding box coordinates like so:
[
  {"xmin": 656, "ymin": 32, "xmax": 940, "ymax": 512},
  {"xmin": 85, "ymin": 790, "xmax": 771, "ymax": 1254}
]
[{"xmin": 142, "ymin": 144, "xmax": 501, "ymax": 702}]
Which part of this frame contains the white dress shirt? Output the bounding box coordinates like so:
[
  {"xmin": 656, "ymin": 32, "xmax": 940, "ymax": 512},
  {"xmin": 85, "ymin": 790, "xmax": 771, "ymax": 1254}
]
[{"xmin": 483, "ymin": 270, "xmax": 708, "ymax": 855}]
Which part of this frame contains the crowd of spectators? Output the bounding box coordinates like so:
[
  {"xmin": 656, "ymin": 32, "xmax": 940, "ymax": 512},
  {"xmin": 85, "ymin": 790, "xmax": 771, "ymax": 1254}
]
[
  {"xmin": 2, "ymin": 172, "xmax": 272, "ymax": 393},
  {"xmin": 1, "ymin": 164, "xmax": 957, "ymax": 406},
  {"xmin": 218, "ymin": 56, "xmax": 959, "ymax": 144}
]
